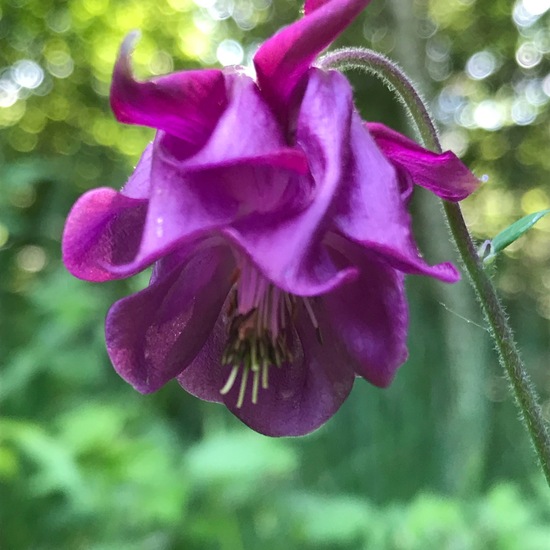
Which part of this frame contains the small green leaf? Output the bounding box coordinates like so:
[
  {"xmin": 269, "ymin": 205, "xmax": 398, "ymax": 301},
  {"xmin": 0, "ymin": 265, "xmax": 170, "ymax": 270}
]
[{"xmin": 483, "ymin": 209, "xmax": 550, "ymax": 263}]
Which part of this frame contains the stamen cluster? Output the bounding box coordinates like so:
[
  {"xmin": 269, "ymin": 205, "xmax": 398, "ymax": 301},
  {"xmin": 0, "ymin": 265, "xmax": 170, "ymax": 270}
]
[{"xmin": 220, "ymin": 265, "xmax": 295, "ymax": 408}]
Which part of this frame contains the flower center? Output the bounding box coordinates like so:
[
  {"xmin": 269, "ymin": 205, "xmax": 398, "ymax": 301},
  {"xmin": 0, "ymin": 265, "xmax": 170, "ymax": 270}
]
[{"xmin": 220, "ymin": 262, "xmax": 320, "ymax": 408}]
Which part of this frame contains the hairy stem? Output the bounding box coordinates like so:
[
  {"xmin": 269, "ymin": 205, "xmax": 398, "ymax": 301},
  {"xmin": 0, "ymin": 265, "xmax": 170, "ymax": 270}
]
[{"xmin": 319, "ymin": 48, "xmax": 550, "ymax": 485}]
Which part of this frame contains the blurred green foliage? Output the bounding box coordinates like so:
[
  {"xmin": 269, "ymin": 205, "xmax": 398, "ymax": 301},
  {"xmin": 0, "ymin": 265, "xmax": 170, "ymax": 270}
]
[{"xmin": 2, "ymin": 0, "xmax": 550, "ymax": 548}]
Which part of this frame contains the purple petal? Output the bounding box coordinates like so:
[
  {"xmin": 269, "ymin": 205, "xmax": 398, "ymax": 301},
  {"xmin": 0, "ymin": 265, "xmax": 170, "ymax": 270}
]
[
  {"xmin": 110, "ymin": 32, "xmax": 227, "ymax": 151},
  {"xmin": 162, "ymin": 72, "xmax": 308, "ymax": 172},
  {"xmin": 324, "ymin": 240, "xmax": 408, "ymax": 387},
  {"xmin": 62, "ymin": 144, "xmax": 155, "ymax": 281},
  {"xmin": 334, "ymin": 113, "xmax": 460, "ymax": 283},
  {"xmin": 223, "ymin": 69, "xmax": 359, "ymax": 296},
  {"xmin": 105, "ymin": 243, "xmax": 234, "ymax": 393},
  {"xmin": 108, "ymin": 74, "xmax": 310, "ymax": 278},
  {"xmin": 367, "ymin": 122, "xmax": 480, "ymax": 201},
  {"xmin": 176, "ymin": 312, "xmax": 229, "ymax": 404},
  {"xmin": 121, "ymin": 143, "xmax": 153, "ymax": 199},
  {"xmin": 222, "ymin": 302, "xmax": 355, "ymax": 437},
  {"xmin": 253, "ymin": 0, "xmax": 371, "ymax": 125},
  {"xmin": 62, "ymin": 187, "xmax": 147, "ymax": 282}
]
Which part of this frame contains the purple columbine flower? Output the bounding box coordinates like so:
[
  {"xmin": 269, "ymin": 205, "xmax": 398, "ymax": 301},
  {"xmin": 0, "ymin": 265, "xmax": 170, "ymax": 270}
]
[{"xmin": 62, "ymin": 0, "xmax": 479, "ymax": 436}]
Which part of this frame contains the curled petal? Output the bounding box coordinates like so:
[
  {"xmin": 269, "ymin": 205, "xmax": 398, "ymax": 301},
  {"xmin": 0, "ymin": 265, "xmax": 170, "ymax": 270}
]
[
  {"xmin": 334, "ymin": 113, "xmax": 460, "ymax": 283},
  {"xmin": 324, "ymin": 241, "xmax": 409, "ymax": 387},
  {"xmin": 253, "ymin": 0, "xmax": 371, "ymax": 124},
  {"xmin": 62, "ymin": 187, "xmax": 147, "ymax": 282},
  {"xmin": 111, "ymin": 32, "xmax": 227, "ymax": 150},
  {"xmin": 367, "ymin": 122, "xmax": 480, "ymax": 201},
  {"xmin": 222, "ymin": 303, "xmax": 355, "ymax": 437},
  {"xmin": 105, "ymin": 243, "xmax": 234, "ymax": 393},
  {"xmin": 62, "ymin": 144, "xmax": 154, "ymax": 281}
]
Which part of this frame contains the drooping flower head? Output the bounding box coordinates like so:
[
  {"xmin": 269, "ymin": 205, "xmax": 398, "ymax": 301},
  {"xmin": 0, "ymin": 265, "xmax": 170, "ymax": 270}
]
[{"xmin": 62, "ymin": 0, "xmax": 479, "ymax": 436}]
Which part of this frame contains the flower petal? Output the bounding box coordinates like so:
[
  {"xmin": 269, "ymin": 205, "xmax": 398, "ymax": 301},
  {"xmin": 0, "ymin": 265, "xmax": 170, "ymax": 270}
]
[
  {"xmin": 62, "ymin": 144, "xmax": 155, "ymax": 281},
  {"xmin": 324, "ymin": 240, "xmax": 409, "ymax": 387},
  {"xmin": 110, "ymin": 32, "xmax": 227, "ymax": 151},
  {"xmin": 367, "ymin": 122, "xmax": 480, "ymax": 201},
  {"xmin": 105, "ymin": 242, "xmax": 234, "ymax": 393},
  {"xmin": 176, "ymin": 313, "xmax": 228, "ymax": 404},
  {"xmin": 121, "ymin": 143, "xmax": 154, "ymax": 199},
  {"xmin": 223, "ymin": 69, "xmax": 359, "ymax": 296},
  {"xmin": 334, "ymin": 113, "xmax": 460, "ymax": 283},
  {"xmin": 62, "ymin": 187, "xmax": 147, "ymax": 282},
  {"xmin": 108, "ymin": 74, "xmax": 310, "ymax": 278},
  {"xmin": 253, "ymin": 0, "xmax": 371, "ymax": 125},
  {"xmin": 222, "ymin": 302, "xmax": 355, "ymax": 437},
  {"xmin": 163, "ymin": 72, "xmax": 308, "ymax": 173}
]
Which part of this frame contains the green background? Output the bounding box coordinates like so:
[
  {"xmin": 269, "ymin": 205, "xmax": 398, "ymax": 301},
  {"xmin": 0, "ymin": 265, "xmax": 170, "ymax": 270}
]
[{"xmin": 1, "ymin": 0, "xmax": 550, "ymax": 548}]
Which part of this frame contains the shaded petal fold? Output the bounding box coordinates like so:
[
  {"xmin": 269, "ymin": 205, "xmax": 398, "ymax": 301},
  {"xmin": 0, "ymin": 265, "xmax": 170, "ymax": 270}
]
[
  {"xmin": 176, "ymin": 313, "xmax": 229, "ymax": 404},
  {"xmin": 367, "ymin": 122, "xmax": 480, "ymax": 201},
  {"xmin": 324, "ymin": 242, "xmax": 409, "ymax": 387},
  {"xmin": 253, "ymin": 0, "xmax": 371, "ymax": 125},
  {"xmin": 334, "ymin": 113, "xmax": 460, "ymax": 283},
  {"xmin": 110, "ymin": 32, "xmax": 227, "ymax": 150},
  {"xmin": 105, "ymin": 243, "xmax": 234, "ymax": 393}
]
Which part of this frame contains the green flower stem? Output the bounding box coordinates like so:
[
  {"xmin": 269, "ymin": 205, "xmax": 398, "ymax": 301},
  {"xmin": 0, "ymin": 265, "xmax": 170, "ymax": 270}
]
[{"xmin": 319, "ymin": 48, "xmax": 550, "ymax": 485}]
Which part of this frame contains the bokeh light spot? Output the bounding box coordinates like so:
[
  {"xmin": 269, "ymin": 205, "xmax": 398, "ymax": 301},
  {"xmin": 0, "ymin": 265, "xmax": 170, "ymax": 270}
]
[
  {"xmin": 8, "ymin": 127, "xmax": 38, "ymax": 152},
  {"xmin": 82, "ymin": 0, "xmax": 110, "ymax": 17},
  {"xmin": 149, "ymin": 51, "xmax": 174, "ymax": 76},
  {"xmin": 12, "ymin": 60, "xmax": 44, "ymax": 89},
  {"xmin": 521, "ymin": 188, "xmax": 549, "ymax": 214},
  {"xmin": 92, "ymin": 118, "xmax": 119, "ymax": 147},
  {"xmin": 515, "ymin": 42, "xmax": 542, "ymax": 69},
  {"xmin": 0, "ymin": 73, "xmax": 20, "ymax": 107},
  {"xmin": 208, "ymin": 0, "xmax": 233, "ymax": 20},
  {"xmin": 216, "ymin": 39, "xmax": 243, "ymax": 66},
  {"xmin": 10, "ymin": 186, "xmax": 36, "ymax": 208},
  {"xmin": 466, "ymin": 51, "xmax": 496, "ymax": 80},
  {"xmin": 16, "ymin": 245, "xmax": 47, "ymax": 273},
  {"xmin": 511, "ymin": 99, "xmax": 537, "ymax": 125},
  {"xmin": 47, "ymin": 51, "xmax": 74, "ymax": 79},
  {"xmin": 522, "ymin": 0, "xmax": 550, "ymax": 17},
  {"xmin": 513, "ymin": 2, "xmax": 539, "ymax": 27},
  {"xmin": 47, "ymin": 8, "xmax": 72, "ymax": 33},
  {"xmin": 473, "ymin": 100, "xmax": 505, "ymax": 131},
  {"xmin": 47, "ymin": 96, "xmax": 70, "ymax": 121}
]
